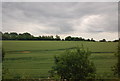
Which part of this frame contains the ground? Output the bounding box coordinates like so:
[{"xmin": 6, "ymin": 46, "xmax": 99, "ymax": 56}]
[{"xmin": 2, "ymin": 41, "xmax": 118, "ymax": 79}]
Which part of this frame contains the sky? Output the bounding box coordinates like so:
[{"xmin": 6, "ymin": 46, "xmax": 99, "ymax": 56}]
[{"xmin": 2, "ymin": 2, "xmax": 118, "ymax": 41}]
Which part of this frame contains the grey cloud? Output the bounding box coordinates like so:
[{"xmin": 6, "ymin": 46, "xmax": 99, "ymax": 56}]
[{"xmin": 2, "ymin": 2, "xmax": 118, "ymax": 35}]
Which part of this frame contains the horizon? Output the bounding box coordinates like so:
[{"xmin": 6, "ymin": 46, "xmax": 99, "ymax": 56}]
[{"xmin": 1, "ymin": 31, "xmax": 119, "ymax": 41}]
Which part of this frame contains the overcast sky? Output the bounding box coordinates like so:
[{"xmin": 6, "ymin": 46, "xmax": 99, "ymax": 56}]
[{"xmin": 2, "ymin": 2, "xmax": 118, "ymax": 40}]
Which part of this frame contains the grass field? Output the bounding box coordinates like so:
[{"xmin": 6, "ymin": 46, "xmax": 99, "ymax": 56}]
[{"xmin": 2, "ymin": 41, "xmax": 118, "ymax": 79}]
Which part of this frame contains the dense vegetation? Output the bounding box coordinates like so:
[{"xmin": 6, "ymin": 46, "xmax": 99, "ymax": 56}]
[
  {"xmin": 112, "ymin": 41, "xmax": 120, "ymax": 78},
  {"xmin": 1, "ymin": 32, "xmax": 119, "ymax": 42},
  {"xmin": 49, "ymin": 47, "xmax": 96, "ymax": 80}
]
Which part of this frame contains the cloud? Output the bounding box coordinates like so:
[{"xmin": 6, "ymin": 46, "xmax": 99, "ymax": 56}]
[{"xmin": 2, "ymin": 2, "xmax": 118, "ymax": 40}]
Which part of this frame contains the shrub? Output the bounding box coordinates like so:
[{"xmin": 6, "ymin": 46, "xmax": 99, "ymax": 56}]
[
  {"xmin": 112, "ymin": 41, "xmax": 120, "ymax": 78},
  {"xmin": 49, "ymin": 46, "xmax": 96, "ymax": 81}
]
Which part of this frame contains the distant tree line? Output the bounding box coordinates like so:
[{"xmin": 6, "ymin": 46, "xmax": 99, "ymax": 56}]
[
  {"xmin": 1, "ymin": 32, "xmax": 61, "ymax": 41},
  {"xmin": 64, "ymin": 36, "xmax": 96, "ymax": 42},
  {"xmin": 0, "ymin": 32, "xmax": 119, "ymax": 42}
]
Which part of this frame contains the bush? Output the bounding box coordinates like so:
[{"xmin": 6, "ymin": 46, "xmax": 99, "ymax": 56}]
[
  {"xmin": 112, "ymin": 41, "xmax": 120, "ymax": 78},
  {"xmin": 49, "ymin": 46, "xmax": 96, "ymax": 81}
]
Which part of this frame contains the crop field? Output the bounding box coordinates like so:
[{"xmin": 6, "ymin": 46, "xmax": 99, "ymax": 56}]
[{"xmin": 2, "ymin": 41, "xmax": 118, "ymax": 79}]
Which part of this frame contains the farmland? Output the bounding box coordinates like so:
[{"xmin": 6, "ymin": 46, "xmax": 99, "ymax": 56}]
[{"xmin": 2, "ymin": 41, "xmax": 118, "ymax": 79}]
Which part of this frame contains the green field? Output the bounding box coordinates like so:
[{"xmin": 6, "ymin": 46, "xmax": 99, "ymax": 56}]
[{"xmin": 2, "ymin": 41, "xmax": 118, "ymax": 79}]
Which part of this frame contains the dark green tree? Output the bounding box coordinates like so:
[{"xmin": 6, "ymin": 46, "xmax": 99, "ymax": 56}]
[
  {"xmin": 99, "ymin": 39, "xmax": 106, "ymax": 42},
  {"xmin": 1, "ymin": 31, "xmax": 99, "ymax": 41},
  {"xmin": 65, "ymin": 36, "xmax": 72, "ymax": 41},
  {"xmin": 2, "ymin": 32, "xmax": 10, "ymax": 40},
  {"xmin": 91, "ymin": 38, "xmax": 95, "ymax": 42},
  {"xmin": 0, "ymin": 31, "xmax": 2, "ymax": 40},
  {"xmin": 55, "ymin": 35, "xmax": 61, "ymax": 41},
  {"xmin": 22, "ymin": 32, "xmax": 33, "ymax": 40},
  {"xmin": 49, "ymin": 46, "xmax": 96, "ymax": 81},
  {"xmin": 9, "ymin": 32, "xmax": 18, "ymax": 40},
  {"xmin": 18, "ymin": 32, "xmax": 33, "ymax": 40}
]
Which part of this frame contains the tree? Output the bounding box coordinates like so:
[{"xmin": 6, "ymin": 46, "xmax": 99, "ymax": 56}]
[
  {"xmin": 49, "ymin": 46, "xmax": 96, "ymax": 81},
  {"xmin": 91, "ymin": 38, "xmax": 95, "ymax": 42},
  {"xmin": 113, "ymin": 39, "xmax": 119, "ymax": 42},
  {"xmin": 112, "ymin": 41, "xmax": 120, "ymax": 77},
  {"xmin": 65, "ymin": 36, "xmax": 72, "ymax": 41},
  {"xmin": 55, "ymin": 35, "xmax": 61, "ymax": 41},
  {"xmin": 9, "ymin": 32, "xmax": 18, "ymax": 40},
  {"xmin": 99, "ymin": 39, "xmax": 106, "ymax": 42},
  {"xmin": 2, "ymin": 32, "xmax": 10, "ymax": 40},
  {"xmin": 0, "ymin": 31, "xmax": 2, "ymax": 40},
  {"xmin": 22, "ymin": 32, "xmax": 33, "ymax": 40},
  {"xmin": 18, "ymin": 32, "xmax": 33, "ymax": 40}
]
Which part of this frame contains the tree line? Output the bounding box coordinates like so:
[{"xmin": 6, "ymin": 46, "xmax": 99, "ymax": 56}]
[{"xmin": 0, "ymin": 32, "xmax": 119, "ymax": 42}]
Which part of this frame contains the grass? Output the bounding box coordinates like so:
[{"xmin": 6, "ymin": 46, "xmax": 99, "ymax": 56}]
[{"xmin": 2, "ymin": 41, "xmax": 118, "ymax": 79}]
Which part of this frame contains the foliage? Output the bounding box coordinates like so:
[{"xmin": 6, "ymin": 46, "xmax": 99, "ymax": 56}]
[
  {"xmin": 112, "ymin": 41, "xmax": 120, "ymax": 78},
  {"xmin": 49, "ymin": 46, "xmax": 96, "ymax": 80},
  {"xmin": 99, "ymin": 39, "xmax": 106, "ymax": 42},
  {"xmin": 65, "ymin": 36, "xmax": 95, "ymax": 42},
  {"xmin": 2, "ymin": 32, "xmax": 60, "ymax": 41},
  {"xmin": 1, "ymin": 31, "xmax": 120, "ymax": 42},
  {"xmin": 1, "ymin": 31, "xmax": 110, "ymax": 42},
  {"xmin": 55, "ymin": 35, "xmax": 61, "ymax": 41}
]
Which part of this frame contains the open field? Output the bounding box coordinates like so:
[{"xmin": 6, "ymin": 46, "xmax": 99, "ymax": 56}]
[{"xmin": 2, "ymin": 41, "xmax": 118, "ymax": 79}]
